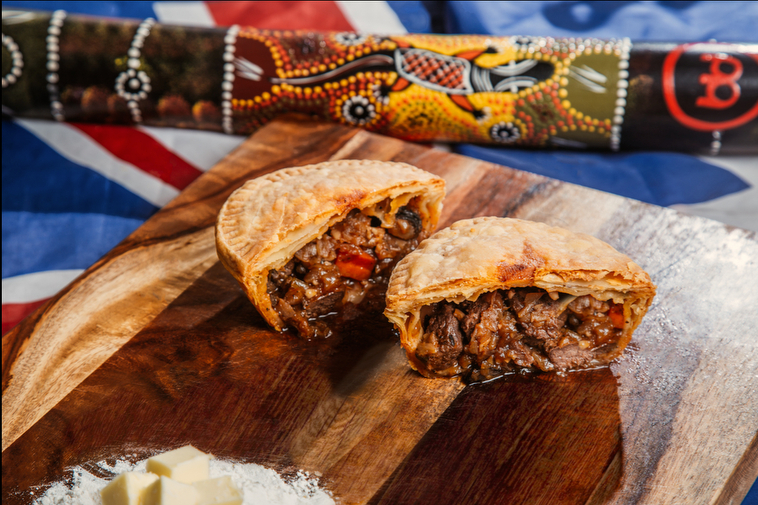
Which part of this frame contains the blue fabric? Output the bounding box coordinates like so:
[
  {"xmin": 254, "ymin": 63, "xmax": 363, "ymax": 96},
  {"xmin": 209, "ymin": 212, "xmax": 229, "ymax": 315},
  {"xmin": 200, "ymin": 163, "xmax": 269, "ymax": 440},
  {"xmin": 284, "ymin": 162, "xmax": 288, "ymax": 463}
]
[
  {"xmin": 2, "ymin": 120, "xmax": 155, "ymax": 279},
  {"xmin": 748, "ymin": 481, "xmax": 758, "ymax": 505},
  {"xmin": 3, "ymin": 0, "xmax": 156, "ymax": 19},
  {"xmin": 2, "ymin": 211, "xmax": 143, "ymax": 278},
  {"xmin": 2, "ymin": 122, "xmax": 158, "ymax": 219},
  {"xmin": 444, "ymin": 1, "xmax": 758, "ymax": 41},
  {"xmin": 387, "ymin": 1, "xmax": 432, "ymax": 33},
  {"xmin": 455, "ymin": 145, "xmax": 750, "ymax": 206}
]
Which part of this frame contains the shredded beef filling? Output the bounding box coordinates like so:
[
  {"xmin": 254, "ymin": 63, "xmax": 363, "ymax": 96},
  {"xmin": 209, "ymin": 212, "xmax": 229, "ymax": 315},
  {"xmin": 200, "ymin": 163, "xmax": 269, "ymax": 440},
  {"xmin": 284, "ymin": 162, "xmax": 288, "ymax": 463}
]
[
  {"xmin": 416, "ymin": 288, "xmax": 625, "ymax": 379},
  {"xmin": 267, "ymin": 201, "xmax": 425, "ymax": 339}
]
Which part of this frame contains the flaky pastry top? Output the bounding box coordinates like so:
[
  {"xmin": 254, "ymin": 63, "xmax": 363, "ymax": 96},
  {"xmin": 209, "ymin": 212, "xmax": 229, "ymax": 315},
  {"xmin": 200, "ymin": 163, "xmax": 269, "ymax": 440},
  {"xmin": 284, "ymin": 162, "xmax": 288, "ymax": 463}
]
[{"xmin": 386, "ymin": 217, "xmax": 656, "ymax": 317}]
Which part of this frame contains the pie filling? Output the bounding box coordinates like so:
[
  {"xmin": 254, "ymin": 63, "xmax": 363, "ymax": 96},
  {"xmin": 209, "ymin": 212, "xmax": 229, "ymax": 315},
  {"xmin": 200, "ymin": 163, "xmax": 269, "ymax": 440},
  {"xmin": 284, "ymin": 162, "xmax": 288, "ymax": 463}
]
[
  {"xmin": 267, "ymin": 198, "xmax": 426, "ymax": 339},
  {"xmin": 416, "ymin": 288, "xmax": 626, "ymax": 379}
]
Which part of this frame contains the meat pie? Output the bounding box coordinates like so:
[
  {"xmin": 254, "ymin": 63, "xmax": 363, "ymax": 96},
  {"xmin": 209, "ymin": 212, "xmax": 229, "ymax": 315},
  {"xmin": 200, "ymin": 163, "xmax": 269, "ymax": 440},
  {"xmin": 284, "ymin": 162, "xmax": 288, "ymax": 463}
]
[
  {"xmin": 384, "ymin": 217, "xmax": 656, "ymax": 379},
  {"xmin": 216, "ymin": 160, "xmax": 445, "ymax": 339}
]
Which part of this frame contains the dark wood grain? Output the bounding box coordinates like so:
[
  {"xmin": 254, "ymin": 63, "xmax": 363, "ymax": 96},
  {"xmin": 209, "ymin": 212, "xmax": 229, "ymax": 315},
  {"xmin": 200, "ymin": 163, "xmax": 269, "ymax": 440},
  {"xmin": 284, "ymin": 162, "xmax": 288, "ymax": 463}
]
[
  {"xmin": 715, "ymin": 432, "xmax": 758, "ymax": 505},
  {"xmin": 2, "ymin": 263, "xmax": 464, "ymax": 504},
  {"xmin": 371, "ymin": 370, "xmax": 622, "ymax": 505},
  {"xmin": 2, "ymin": 118, "xmax": 757, "ymax": 504}
]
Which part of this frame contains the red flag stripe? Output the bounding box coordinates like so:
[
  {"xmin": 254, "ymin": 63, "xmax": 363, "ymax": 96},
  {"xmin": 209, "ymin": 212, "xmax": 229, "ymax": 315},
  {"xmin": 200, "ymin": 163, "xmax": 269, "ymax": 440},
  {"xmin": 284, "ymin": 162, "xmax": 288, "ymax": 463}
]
[
  {"xmin": 72, "ymin": 123, "xmax": 204, "ymax": 191},
  {"xmin": 206, "ymin": 1, "xmax": 354, "ymax": 31},
  {"xmin": 2, "ymin": 300, "xmax": 48, "ymax": 336}
]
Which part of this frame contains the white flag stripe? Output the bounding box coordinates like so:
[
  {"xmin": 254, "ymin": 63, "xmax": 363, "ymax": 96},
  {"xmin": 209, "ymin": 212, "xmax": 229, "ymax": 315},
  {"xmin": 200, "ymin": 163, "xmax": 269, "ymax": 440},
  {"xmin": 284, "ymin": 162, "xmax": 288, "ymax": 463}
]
[
  {"xmin": 2, "ymin": 269, "xmax": 84, "ymax": 304},
  {"xmin": 17, "ymin": 119, "xmax": 179, "ymax": 208},
  {"xmin": 672, "ymin": 156, "xmax": 758, "ymax": 232},
  {"xmin": 153, "ymin": 2, "xmax": 216, "ymax": 27},
  {"xmin": 671, "ymin": 189, "xmax": 758, "ymax": 233},
  {"xmin": 336, "ymin": 1, "xmax": 408, "ymax": 34},
  {"xmin": 138, "ymin": 126, "xmax": 247, "ymax": 172}
]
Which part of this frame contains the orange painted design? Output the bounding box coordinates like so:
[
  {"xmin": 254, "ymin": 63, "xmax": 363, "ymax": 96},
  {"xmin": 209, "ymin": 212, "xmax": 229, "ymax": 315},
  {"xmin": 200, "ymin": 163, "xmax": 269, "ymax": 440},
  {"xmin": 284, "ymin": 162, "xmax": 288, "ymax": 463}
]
[{"xmin": 230, "ymin": 30, "xmax": 626, "ymax": 147}]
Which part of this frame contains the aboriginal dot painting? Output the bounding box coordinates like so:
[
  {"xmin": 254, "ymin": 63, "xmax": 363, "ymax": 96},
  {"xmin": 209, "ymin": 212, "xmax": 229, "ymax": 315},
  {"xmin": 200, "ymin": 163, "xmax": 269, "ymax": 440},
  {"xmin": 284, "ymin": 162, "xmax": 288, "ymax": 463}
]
[
  {"xmin": 231, "ymin": 31, "xmax": 631, "ymax": 149},
  {"xmin": 2, "ymin": 10, "xmax": 756, "ymax": 153}
]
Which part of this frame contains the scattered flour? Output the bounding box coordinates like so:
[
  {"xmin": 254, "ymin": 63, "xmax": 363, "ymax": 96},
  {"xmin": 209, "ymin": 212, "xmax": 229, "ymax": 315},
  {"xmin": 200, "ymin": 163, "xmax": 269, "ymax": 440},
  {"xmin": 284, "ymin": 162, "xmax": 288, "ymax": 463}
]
[{"xmin": 27, "ymin": 457, "xmax": 334, "ymax": 505}]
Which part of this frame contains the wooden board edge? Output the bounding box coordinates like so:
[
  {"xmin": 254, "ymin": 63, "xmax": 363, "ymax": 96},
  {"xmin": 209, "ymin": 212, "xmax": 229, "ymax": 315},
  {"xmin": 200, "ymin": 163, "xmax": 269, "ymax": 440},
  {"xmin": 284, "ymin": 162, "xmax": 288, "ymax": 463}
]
[{"xmin": 714, "ymin": 431, "xmax": 758, "ymax": 505}]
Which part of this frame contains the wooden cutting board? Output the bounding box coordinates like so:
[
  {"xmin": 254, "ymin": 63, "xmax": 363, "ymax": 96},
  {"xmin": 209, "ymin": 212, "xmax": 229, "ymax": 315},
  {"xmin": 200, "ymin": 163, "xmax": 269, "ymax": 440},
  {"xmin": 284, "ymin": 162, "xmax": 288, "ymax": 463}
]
[{"xmin": 2, "ymin": 117, "xmax": 757, "ymax": 505}]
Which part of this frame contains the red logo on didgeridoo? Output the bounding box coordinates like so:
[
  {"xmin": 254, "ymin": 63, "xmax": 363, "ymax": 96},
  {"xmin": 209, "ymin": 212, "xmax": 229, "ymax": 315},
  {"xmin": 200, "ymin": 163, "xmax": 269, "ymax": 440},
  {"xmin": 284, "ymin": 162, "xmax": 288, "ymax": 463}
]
[{"xmin": 662, "ymin": 42, "xmax": 758, "ymax": 131}]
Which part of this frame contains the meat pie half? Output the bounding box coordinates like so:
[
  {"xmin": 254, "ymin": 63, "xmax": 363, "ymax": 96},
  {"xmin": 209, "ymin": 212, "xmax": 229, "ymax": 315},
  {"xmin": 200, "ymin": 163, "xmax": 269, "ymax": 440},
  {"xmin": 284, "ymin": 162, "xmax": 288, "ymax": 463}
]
[
  {"xmin": 216, "ymin": 160, "xmax": 445, "ymax": 339},
  {"xmin": 385, "ymin": 217, "xmax": 656, "ymax": 379}
]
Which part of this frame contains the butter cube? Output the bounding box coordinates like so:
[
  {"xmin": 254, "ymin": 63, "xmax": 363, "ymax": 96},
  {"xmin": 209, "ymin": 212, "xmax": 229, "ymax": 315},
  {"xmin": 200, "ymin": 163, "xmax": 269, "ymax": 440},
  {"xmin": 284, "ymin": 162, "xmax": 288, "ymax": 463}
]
[
  {"xmin": 193, "ymin": 476, "xmax": 243, "ymax": 505},
  {"xmin": 143, "ymin": 476, "xmax": 200, "ymax": 505},
  {"xmin": 101, "ymin": 472, "xmax": 159, "ymax": 505},
  {"xmin": 146, "ymin": 446, "xmax": 211, "ymax": 483}
]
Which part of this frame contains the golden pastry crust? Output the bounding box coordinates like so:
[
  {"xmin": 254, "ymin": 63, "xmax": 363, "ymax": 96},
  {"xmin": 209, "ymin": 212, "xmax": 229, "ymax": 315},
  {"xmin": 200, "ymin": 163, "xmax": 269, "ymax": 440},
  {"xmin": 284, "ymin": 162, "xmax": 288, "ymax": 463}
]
[
  {"xmin": 385, "ymin": 217, "xmax": 656, "ymax": 376},
  {"xmin": 216, "ymin": 159, "xmax": 446, "ymax": 330}
]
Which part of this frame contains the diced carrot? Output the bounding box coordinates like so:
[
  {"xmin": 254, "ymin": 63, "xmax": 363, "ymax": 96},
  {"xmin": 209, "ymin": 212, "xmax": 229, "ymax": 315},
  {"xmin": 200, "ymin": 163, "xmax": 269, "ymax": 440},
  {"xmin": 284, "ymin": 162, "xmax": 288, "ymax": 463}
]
[
  {"xmin": 608, "ymin": 304, "xmax": 625, "ymax": 329},
  {"xmin": 335, "ymin": 248, "xmax": 376, "ymax": 281}
]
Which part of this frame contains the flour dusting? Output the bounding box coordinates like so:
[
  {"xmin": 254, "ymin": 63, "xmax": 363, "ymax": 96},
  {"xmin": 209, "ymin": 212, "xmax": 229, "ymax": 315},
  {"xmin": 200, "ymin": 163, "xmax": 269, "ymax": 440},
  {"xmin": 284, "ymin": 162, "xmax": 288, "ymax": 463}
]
[{"xmin": 27, "ymin": 458, "xmax": 334, "ymax": 505}]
